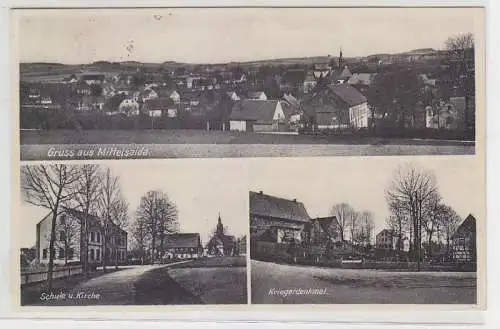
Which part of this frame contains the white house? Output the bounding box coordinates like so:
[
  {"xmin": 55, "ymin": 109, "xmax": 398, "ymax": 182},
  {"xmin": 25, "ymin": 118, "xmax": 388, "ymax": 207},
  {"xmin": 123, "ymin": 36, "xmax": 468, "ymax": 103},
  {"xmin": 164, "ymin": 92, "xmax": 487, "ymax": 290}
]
[{"xmin": 227, "ymin": 91, "xmax": 240, "ymax": 101}]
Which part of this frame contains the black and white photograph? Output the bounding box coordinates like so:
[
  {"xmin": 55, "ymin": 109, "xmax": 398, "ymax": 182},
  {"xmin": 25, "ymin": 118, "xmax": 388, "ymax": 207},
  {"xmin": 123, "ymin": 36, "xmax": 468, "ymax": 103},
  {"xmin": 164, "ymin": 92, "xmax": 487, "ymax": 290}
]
[
  {"xmin": 14, "ymin": 7, "xmax": 481, "ymax": 160},
  {"xmin": 249, "ymin": 157, "xmax": 483, "ymax": 304},
  {"xmin": 18, "ymin": 160, "xmax": 248, "ymax": 306}
]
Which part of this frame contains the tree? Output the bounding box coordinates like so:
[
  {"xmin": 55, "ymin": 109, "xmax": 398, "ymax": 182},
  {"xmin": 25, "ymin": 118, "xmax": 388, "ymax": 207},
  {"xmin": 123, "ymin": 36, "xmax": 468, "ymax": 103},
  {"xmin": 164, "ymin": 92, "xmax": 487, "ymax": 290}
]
[
  {"xmin": 53, "ymin": 213, "xmax": 79, "ymax": 265},
  {"xmin": 131, "ymin": 215, "xmax": 149, "ymax": 264},
  {"xmin": 357, "ymin": 211, "xmax": 375, "ymax": 246},
  {"xmin": 20, "ymin": 165, "xmax": 80, "ymax": 289},
  {"xmin": 135, "ymin": 190, "xmax": 179, "ymax": 263},
  {"xmin": 422, "ymin": 191, "xmax": 444, "ymax": 257},
  {"xmin": 330, "ymin": 203, "xmax": 353, "ymax": 244},
  {"xmin": 367, "ymin": 68, "xmax": 424, "ymax": 129},
  {"xmin": 439, "ymin": 205, "xmax": 461, "ymax": 253},
  {"xmin": 71, "ymin": 164, "xmax": 102, "ymax": 277},
  {"xmin": 348, "ymin": 209, "xmax": 360, "ymax": 250},
  {"xmin": 386, "ymin": 200, "xmax": 409, "ymax": 259},
  {"xmin": 385, "ymin": 163, "xmax": 438, "ymax": 270},
  {"xmin": 97, "ymin": 167, "xmax": 126, "ymax": 272},
  {"xmin": 444, "ymin": 33, "xmax": 475, "ymax": 131}
]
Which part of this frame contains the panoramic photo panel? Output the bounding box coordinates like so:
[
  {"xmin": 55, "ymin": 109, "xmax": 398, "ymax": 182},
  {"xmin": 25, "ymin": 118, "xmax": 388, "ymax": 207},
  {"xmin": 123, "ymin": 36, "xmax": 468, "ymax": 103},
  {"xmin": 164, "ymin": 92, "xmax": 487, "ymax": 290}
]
[
  {"xmin": 14, "ymin": 7, "xmax": 482, "ymax": 160},
  {"xmin": 249, "ymin": 156, "xmax": 484, "ymax": 305},
  {"xmin": 18, "ymin": 160, "xmax": 248, "ymax": 306}
]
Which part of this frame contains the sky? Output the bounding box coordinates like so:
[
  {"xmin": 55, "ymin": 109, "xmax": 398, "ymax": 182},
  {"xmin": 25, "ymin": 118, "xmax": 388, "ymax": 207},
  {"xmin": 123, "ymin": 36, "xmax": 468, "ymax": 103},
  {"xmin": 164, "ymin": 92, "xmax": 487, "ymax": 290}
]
[
  {"xmin": 20, "ymin": 159, "xmax": 249, "ymax": 248},
  {"xmin": 14, "ymin": 7, "xmax": 481, "ymax": 64},
  {"xmin": 248, "ymin": 156, "xmax": 484, "ymax": 238}
]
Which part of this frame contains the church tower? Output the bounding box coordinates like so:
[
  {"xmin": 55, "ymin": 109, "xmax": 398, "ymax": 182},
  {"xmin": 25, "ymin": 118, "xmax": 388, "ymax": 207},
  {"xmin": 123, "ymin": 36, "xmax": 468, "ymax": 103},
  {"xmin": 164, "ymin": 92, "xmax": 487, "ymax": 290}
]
[
  {"xmin": 216, "ymin": 212, "xmax": 224, "ymax": 236},
  {"xmin": 338, "ymin": 47, "xmax": 344, "ymax": 69}
]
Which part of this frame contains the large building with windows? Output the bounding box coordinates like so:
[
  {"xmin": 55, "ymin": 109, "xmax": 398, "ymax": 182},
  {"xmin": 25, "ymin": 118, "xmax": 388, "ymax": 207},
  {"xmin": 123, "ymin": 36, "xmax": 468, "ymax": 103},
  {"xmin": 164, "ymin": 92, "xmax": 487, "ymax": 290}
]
[{"xmin": 35, "ymin": 207, "xmax": 128, "ymax": 267}]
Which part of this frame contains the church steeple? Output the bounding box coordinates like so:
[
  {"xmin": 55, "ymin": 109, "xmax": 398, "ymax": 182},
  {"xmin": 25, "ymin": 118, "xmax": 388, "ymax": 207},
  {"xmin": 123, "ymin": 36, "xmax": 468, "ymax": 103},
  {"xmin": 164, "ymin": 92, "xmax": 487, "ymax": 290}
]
[
  {"xmin": 338, "ymin": 47, "xmax": 343, "ymax": 69},
  {"xmin": 216, "ymin": 212, "xmax": 224, "ymax": 236}
]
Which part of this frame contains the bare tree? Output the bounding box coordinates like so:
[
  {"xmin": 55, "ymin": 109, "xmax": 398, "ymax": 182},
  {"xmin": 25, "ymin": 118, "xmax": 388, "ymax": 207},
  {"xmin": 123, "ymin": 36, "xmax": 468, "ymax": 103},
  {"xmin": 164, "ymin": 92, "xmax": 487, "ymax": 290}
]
[
  {"xmin": 135, "ymin": 190, "xmax": 179, "ymax": 263},
  {"xmin": 357, "ymin": 211, "xmax": 375, "ymax": 246},
  {"xmin": 385, "ymin": 163, "xmax": 438, "ymax": 270},
  {"xmin": 386, "ymin": 200, "xmax": 409, "ymax": 260},
  {"xmin": 330, "ymin": 203, "xmax": 353, "ymax": 244},
  {"xmin": 71, "ymin": 164, "xmax": 102, "ymax": 277},
  {"xmin": 20, "ymin": 165, "xmax": 80, "ymax": 289},
  {"xmin": 422, "ymin": 191, "xmax": 444, "ymax": 257},
  {"xmin": 348, "ymin": 210, "xmax": 360, "ymax": 250},
  {"xmin": 131, "ymin": 215, "xmax": 149, "ymax": 264},
  {"xmin": 53, "ymin": 213, "xmax": 79, "ymax": 265},
  {"xmin": 97, "ymin": 167, "xmax": 126, "ymax": 272},
  {"xmin": 445, "ymin": 32, "xmax": 475, "ymax": 130},
  {"xmin": 439, "ymin": 205, "xmax": 461, "ymax": 254}
]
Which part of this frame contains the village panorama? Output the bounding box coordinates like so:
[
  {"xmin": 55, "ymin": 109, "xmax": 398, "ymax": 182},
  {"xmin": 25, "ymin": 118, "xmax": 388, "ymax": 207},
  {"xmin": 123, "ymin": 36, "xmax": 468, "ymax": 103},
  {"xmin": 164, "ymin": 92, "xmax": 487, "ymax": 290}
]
[{"xmin": 20, "ymin": 34, "xmax": 476, "ymax": 157}]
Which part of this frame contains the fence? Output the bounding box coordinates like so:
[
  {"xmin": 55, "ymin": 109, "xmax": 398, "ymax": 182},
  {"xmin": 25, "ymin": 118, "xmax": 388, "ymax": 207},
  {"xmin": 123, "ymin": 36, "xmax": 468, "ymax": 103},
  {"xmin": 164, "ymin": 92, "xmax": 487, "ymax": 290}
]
[{"xmin": 20, "ymin": 265, "xmax": 83, "ymax": 286}]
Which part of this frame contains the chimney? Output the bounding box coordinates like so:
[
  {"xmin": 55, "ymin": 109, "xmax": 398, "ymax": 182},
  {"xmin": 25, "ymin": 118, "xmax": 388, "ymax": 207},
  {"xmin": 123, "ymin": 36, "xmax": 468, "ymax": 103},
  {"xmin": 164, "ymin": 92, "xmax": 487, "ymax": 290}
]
[
  {"xmin": 293, "ymin": 198, "xmax": 297, "ymax": 202},
  {"xmin": 259, "ymin": 191, "xmax": 263, "ymax": 195}
]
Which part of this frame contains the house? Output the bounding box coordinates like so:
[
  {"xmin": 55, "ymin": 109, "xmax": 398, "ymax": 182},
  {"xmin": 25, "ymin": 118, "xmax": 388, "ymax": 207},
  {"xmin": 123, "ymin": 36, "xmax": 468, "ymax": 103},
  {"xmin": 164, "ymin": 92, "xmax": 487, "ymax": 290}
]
[
  {"xmin": 246, "ymin": 91, "xmax": 267, "ymax": 100},
  {"xmin": 303, "ymin": 71, "xmax": 317, "ymax": 94},
  {"xmin": 118, "ymin": 98, "xmax": 140, "ymax": 116},
  {"xmin": 336, "ymin": 65, "xmax": 352, "ymax": 84},
  {"xmin": 74, "ymin": 80, "xmax": 92, "ymax": 96},
  {"xmin": 233, "ymin": 72, "xmax": 247, "ymax": 84},
  {"xmin": 281, "ymin": 93, "xmax": 303, "ymax": 129},
  {"xmin": 313, "ymin": 63, "xmax": 332, "ymax": 79},
  {"xmin": 229, "ymin": 99, "xmax": 286, "ymax": 132},
  {"xmin": 227, "ymin": 91, "xmax": 240, "ymax": 101},
  {"xmin": 305, "ymin": 216, "xmax": 342, "ymax": 246},
  {"xmin": 302, "ymin": 84, "xmax": 370, "ymax": 130},
  {"xmin": 142, "ymin": 98, "xmax": 177, "ymax": 118},
  {"xmin": 76, "ymin": 95, "xmax": 105, "ymax": 112},
  {"xmin": 155, "ymin": 88, "xmax": 180, "ymax": 104},
  {"xmin": 36, "ymin": 207, "xmax": 127, "ymax": 266},
  {"xmin": 139, "ymin": 88, "xmax": 159, "ymax": 103},
  {"xmin": 375, "ymin": 229, "xmax": 395, "ymax": 249},
  {"xmin": 205, "ymin": 214, "xmax": 236, "ymax": 256},
  {"xmin": 451, "ymin": 214, "xmax": 476, "ymax": 263},
  {"xmin": 347, "ymin": 73, "xmax": 376, "ymax": 93},
  {"xmin": 425, "ymin": 97, "xmax": 465, "ymax": 130},
  {"xmin": 163, "ymin": 233, "xmax": 203, "ymax": 260},
  {"xmin": 250, "ymin": 191, "xmax": 311, "ymax": 244},
  {"xmin": 80, "ymin": 72, "xmax": 105, "ymax": 85}
]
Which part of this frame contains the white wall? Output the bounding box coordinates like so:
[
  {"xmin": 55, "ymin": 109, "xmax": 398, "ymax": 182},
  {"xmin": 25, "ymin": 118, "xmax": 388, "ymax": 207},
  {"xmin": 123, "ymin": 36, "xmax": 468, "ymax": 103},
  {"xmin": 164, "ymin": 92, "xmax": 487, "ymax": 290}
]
[
  {"xmin": 230, "ymin": 120, "xmax": 246, "ymax": 132},
  {"xmin": 349, "ymin": 102, "xmax": 370, "ymax": 128}
]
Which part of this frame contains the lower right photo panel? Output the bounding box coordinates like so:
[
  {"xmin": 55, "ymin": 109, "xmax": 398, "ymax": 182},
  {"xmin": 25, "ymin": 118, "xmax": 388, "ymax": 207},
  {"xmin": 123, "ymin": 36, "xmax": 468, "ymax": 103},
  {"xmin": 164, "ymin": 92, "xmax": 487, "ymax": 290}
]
[{"xmin": 249, "ymin": 156, "xmax": 484, "ymax": 305}]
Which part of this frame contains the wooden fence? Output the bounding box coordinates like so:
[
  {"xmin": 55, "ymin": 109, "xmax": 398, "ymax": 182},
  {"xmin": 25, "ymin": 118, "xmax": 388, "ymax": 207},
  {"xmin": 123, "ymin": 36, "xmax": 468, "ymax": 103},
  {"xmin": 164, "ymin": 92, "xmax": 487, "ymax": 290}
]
[{"xmin": 20, "ymin": 265, "xmax": 83, "ymax": 286}]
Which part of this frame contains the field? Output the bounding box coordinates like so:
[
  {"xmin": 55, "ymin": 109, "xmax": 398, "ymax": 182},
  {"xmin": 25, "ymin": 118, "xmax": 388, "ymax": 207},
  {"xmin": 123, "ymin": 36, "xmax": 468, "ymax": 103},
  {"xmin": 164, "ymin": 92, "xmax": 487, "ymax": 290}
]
[
  {"xmin": 20, "ymin": 129, "xmax": 475, "ymax": 159},
  {"xmin": 251, "ymin": 260, "xmax": 477, "ymax": 304}
]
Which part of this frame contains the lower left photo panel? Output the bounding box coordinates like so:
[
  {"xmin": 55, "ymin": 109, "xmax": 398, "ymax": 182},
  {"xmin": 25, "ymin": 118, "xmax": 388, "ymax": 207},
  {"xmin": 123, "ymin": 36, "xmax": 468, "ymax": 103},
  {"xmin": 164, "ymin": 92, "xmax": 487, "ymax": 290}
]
[{"xmin": 17, "ymin": 160, "xmax": 249, "ymax": 306}]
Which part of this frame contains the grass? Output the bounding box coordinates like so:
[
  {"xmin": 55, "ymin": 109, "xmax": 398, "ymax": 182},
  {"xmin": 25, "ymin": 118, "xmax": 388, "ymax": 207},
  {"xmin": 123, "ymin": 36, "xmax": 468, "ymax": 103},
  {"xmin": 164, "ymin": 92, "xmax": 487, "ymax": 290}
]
[
  {"xmin": 20, "ymin": 129, "xmax": 475, "ymax": 146},
  {"xmin": 134, "ymin": 256, "xmax": 247, "ymax": 304}
]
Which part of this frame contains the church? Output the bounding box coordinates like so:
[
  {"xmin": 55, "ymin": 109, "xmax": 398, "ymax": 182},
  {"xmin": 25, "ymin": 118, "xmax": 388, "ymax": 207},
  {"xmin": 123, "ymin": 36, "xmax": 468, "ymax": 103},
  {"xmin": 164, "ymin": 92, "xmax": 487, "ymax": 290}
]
[{"xmin": 205, "ymin": 214, "xmax": 236, "ymax": 256}]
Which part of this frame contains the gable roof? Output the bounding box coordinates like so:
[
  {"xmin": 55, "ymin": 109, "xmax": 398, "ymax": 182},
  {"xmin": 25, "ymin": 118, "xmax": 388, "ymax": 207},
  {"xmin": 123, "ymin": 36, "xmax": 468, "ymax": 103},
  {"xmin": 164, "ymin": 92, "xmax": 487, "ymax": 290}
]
[
  {"xmin": 164, "ymin": 233, "xmax": 201, "ymax": 249},
  {"xmin": 249, "ymin": 191, "xmax": 311, "ymax": 223},
  {"xmin": 247, "ymin": 91, "xmax": 266, "ymax": 99},
  {"xmin": 229, "ymin": 100, "xmax": 279, "ymax": 123},
  {"xmin": 453, "ymin": 214, "xmax": 476, "ymax": 238},
  {"xmin": 339, "ymin": 66, "xmax": 352, "ymax": 79},
  {"xmin": 328, "ymin": 84, "xmax": 367, "ymax": 107}
]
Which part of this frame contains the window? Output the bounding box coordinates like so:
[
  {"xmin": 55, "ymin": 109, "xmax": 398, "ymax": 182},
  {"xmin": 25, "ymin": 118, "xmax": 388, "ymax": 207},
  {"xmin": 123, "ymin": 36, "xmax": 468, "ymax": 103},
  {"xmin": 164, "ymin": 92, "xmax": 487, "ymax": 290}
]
[
  {"xmin": 90, "ymin": 232, "xmax": 95, "ymax": 242},
  {"xmin": 67, "ymin": 248, "xmax": 74, "ymax": 259},
  {"xmin": 90, "ymin": 249, "xmax": 95, "ymax": 261},
  {"xmin": 96, "ymin": 249, "xmax": 100, "ymax": 261},
  {"xmin": 59, "ymin": 230, "xmax": 66, "ymax": 241},
  {"xmin": 59, "ymin": 214, "xmax": 66, "ymax": 226},
  {"xmin": 96, "ymin": 233, "xmax": 101, "ymax": 243},
  {"xmin": 42, "ymin": 248, "xmax": 47, "ymax": 259},
  {"xmin": 59, "ymin": 248, "xmax": 65, "ymax": 259}
]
